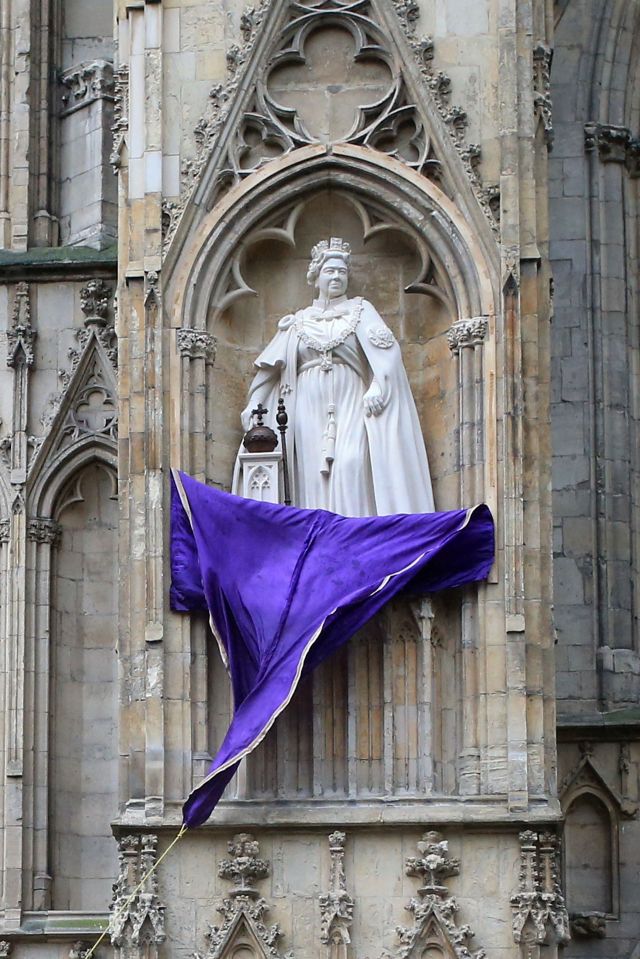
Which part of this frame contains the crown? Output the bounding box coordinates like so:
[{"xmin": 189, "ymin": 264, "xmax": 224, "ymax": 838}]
[{"xmin": 309, "ymin": 237, "xmax": 352, "ymax": 262}]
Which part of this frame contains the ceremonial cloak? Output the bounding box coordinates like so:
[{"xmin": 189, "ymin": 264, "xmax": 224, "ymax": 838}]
[{"xmin": 232, "ymin": 296, "xmax": 434, "ymax": 515}]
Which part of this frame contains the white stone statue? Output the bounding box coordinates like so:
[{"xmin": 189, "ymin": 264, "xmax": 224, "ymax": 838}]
[{"xmin": 233, "ymin": 238, "xmax": 434, "ymax": 516}]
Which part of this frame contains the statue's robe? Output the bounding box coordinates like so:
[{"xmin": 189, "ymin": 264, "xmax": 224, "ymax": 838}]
[{"xmin": 233, "ymin": 296, "xmax": 434, "ymax": 515}]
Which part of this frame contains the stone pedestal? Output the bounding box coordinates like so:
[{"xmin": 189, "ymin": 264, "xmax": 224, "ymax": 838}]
[{"xmin": 238, "ymin": 451, "xmax": 283, "ymax": 504}]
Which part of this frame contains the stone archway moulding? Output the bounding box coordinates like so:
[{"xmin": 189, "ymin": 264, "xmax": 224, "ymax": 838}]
[{"xmin": 166, "ymin": 143, "xmax": 499, "ymax": 329}]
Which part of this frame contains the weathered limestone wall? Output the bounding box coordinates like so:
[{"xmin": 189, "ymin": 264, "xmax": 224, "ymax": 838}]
[
  {"xmin": 549, "ymin": 3, "xmax": 640, "ymax": 956},
  {"xmin": 550, "ymin": 0, "xmax": 640, "ymax": 716}
]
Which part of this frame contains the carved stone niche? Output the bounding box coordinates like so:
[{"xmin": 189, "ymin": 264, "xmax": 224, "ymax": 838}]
[
  {"xmin": 195, "ymin": 189, "xmax": 482, "ymax": 803},
  {"xmin": 171, "ymin": 115, "xmax": 498, "ymax": 805}
]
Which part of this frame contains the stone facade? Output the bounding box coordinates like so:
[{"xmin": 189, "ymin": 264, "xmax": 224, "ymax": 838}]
[{"xmin": 0, "ymin": 2, "xmax": 637, "ymax": 959}]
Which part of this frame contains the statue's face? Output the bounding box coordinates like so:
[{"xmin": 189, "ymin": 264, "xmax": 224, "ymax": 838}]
[{"xmin": 316, "ymin": 257, "xmax": 349, "ymax": 299}]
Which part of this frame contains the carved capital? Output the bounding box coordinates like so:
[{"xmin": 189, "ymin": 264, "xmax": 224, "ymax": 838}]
[
  {"xmin": 60, "ymin": 59, "xmax": 115, "ymax": 115},
  {"xmin": 27, "ymin": 517, "xmax": 62, "ymax": 546},
  {"xmin": 447, "ymin": 317, "xmax": 488, "ymax": 354},
  {"xmin": 0, "ymin": 520, "xmax": 9, "ymax": 544},
  {"xmin": 585, "ymin": 122, "xmax": 640, "ymax": 173},
  {"xmin": 7, "ymin": 282, "xmax": 36, "ymax": 368},
  {"xmin": 0, "ymin": 942, "xmax": 12, "ymax": 958},
  {"xmin": 177, "ymin": 328, "xmax": 217, "ymax": 363}
]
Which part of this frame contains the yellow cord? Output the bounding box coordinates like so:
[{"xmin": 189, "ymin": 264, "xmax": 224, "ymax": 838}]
[{"xmin": 84, "ymin": 823, "xmax": 188, "ymax": 959}]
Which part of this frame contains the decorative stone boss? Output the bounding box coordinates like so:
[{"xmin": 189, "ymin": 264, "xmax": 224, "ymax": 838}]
[{"xmin": 233, "ymin": 238, "xmax": 434, "ymax": 516}]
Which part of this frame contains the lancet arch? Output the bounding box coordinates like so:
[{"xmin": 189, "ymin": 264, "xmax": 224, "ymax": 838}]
[{"xmin": 29, "ymin": 438, "xmax": 117, "ymax": 520}]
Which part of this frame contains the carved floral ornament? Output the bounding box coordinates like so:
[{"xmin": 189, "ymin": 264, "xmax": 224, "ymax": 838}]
[
  {"xmin": 177, "ymin": 329, "xmax": 217, "ymax": 363},
  {"xmin": 446, "ymin": 317, "xmax": 488, "ymax": 354},
  {"xmin": 195, "ymin": 834, "xmax": 290, "ymax": 959},
  {"xmin": 163, "ymin": 0, "xmax": 497, "ymax": 253},
  {"xmin": 397, "ymin": 831, "xmax": 484, "ymax": 959},
  {"xmin": 27, "ymin": 518, "xmax": 62, "ymax": 546}
]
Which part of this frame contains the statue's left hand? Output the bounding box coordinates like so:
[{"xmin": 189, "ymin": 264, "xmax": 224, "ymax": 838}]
[{"xmin": 363, "ymin": 381, "xmax": 385, "ymax": 417}]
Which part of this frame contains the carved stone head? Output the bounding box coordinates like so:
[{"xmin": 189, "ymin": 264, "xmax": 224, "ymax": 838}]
[{"xmin": 306, "ymin": 237, "xmax": 352, "ymax": 286}]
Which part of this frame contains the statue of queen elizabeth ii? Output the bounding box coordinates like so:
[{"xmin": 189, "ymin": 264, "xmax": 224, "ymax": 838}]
[{"xmin": 233, "ymin": 237, "xmax": 434, "ymax": 516}]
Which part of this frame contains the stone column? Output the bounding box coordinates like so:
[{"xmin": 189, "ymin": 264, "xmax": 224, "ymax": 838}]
[
  {"xmin": 176, "ymin": 328, "xmax": 217, "ymax": 481},
  {"xmin": 26, "ymin": 517, "xmax": 62, "ymax": 911},
  {"xmin": 176, "ymin": 327, "xmax": 217, "ymax": 790},
  {"xmin": 2, "ymin": 282, "xmax": 37, "ymax": 926},
  {"xmin": 447, "ymin": 316, "xmax": 488, "ymax": 796}
]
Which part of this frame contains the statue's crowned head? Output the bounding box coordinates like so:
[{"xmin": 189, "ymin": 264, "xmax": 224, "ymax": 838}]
[{"xmin": 306, "ymin": 237, "xmax": 352, "ymax": 286}]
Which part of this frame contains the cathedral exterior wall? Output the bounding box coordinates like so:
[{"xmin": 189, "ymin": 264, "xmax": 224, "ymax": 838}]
[{"xmin": 0, "ymin": 1, "xmax": 636, "ymax": 958}]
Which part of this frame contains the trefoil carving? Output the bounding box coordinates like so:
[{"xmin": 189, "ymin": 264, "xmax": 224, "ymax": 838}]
[
  {"xmin": 110, "ymin": 834, "xmax": 166, "ymax": 947},
  {"xmin": 319, "ymin": 831, "xmax": 354, "ymax": 952},
  {"xmin": 195, "ymin": 834, "xmax": 292, "ymax": 959},
  {"xmin": 510, "ymin": 830, "xmax": 570, "ymax": 948},
  {"xmin": 395, "ymin": 832, "xmax": 484, "ymax": 959}
]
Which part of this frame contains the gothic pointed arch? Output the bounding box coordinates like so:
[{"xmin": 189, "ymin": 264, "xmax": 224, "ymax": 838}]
[
  {"xmin": 27, "ymin": 330, "xmax": 117, "ymax": 518},
  {"xmin": 167, "ymin": 145, "xmax": 498, "ymax": 330},
  {"xmin": 162, "ymin": 0, "xmax": 499, "ymax": 270}
]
